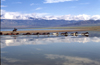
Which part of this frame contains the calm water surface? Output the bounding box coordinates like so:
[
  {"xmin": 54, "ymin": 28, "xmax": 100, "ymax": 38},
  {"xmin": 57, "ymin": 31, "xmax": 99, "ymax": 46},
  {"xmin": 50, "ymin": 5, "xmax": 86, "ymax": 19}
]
[
  {"xmin": 1, "ymin": 28, "xmax": 76, "ymax": 31},
  {"xmin": 1, "ymin": 31, "xmax": 100, "ymax": 65}
]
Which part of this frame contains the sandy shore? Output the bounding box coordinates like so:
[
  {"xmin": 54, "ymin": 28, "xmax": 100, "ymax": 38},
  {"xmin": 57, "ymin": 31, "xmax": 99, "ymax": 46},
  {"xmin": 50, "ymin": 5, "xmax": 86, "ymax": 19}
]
[{"xmin": 1, "ymin": 29, "xmax": 89, "ymax": 34}]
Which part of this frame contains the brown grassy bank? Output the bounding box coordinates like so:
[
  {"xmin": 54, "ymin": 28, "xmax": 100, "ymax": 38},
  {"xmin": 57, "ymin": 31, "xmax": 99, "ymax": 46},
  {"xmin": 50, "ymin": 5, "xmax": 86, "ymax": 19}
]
[
  {"xmin": 1, "ymin": 29, "xmax": 88, "ymax": 34},
  {"xmin": 45, "ymin": 26, "xmax": 100, "ymax": 31},
  {"xmin": 1, "ymin": 26, "xmax": 100, "ymax": 34}
]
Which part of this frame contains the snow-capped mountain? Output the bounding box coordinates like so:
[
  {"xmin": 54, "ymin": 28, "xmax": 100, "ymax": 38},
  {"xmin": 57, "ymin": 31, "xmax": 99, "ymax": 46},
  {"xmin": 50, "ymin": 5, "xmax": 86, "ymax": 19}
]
[
  {"xmin": 1, "ymin": 10, "xmax": 100, "ymax": 28},
  {"xmin": 1, "ymin": 10, "xmax": 100, "ymax": 20}
]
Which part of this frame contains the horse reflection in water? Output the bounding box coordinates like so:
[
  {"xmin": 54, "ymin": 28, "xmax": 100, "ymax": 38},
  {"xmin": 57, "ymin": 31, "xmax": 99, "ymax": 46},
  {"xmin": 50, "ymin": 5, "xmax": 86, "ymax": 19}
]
[
  {"xmin": 61, "ymin": 32, "xmax": 68, "ymax": 36},
  {"xmin": 70, "ymin": 32, "xmax": 78, "ymax": 36},
  {"xmin": 52, "ymin": 32, "xmax": 59, "ymax": 36},
  {"xmin": 33, "ymin": 32, "xmax": 40, "ymax": 37},
  {"xmin": 12, "ymin": 35, "xmax": 18, "ymax": 39},
  {"xmin": 81, "ymin": 32, "xmax": 89, "ymax": 35},
  {"xmin": 81, "ymin": 32, "xmax": 89, "ymax": 37}
]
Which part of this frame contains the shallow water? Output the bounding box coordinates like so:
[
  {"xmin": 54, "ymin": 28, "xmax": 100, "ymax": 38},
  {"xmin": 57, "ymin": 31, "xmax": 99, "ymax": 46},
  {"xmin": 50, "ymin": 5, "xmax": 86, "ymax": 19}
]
[
  {"xmin": 1, "ymin": 28, "xmax": 76, "ymax": 31},
  {"xmin": 1, "ymin": 31, "xmax": 100, "ymax": 65}
]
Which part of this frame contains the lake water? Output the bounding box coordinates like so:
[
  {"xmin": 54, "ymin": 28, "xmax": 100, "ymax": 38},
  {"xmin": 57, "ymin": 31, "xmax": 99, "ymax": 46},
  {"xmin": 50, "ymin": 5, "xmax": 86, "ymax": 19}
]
[
  {"xmin": 1, "ymin": 28, "xmax": 76, "ymax": 31},
  {"xmin": 1, "ymin": 30, "xmax": 100, "ymax": 65}
]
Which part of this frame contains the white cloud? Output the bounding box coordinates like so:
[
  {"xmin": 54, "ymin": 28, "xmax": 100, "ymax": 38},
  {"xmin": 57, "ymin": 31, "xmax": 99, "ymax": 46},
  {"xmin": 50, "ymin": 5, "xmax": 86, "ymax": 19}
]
[
  {"xmin": 1, "ymin": 10, "xmax": 49, "ymax": 20},
  {"xmin": 30, "ymin": 3, "xmax": 34, "ymax": 6},
  {"xmin": 91, "ymin": 15, "xmax": 100, "ymax": 20},
  {"xmin": 1, "ymin": 5, "xmax": 7, "ymax": 7},
  {"xmin": 35, "ymin": 7, "xmax": 42, "ymax": 10},
  {"xmin": 1, "ymin": 10, "xmax": 100, "ymax": 20},
  {"xmin": 44, "ymin": 0, "xmax": 78, "ymax": 3}
]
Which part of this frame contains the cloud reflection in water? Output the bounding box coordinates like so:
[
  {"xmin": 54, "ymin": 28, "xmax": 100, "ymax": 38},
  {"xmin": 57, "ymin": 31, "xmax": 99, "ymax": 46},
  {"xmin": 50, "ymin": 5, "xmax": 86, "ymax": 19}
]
[
  {"xmin": 1, "ymin": 36, "xmax": 100, "ymax": 48},
  {"xmin": 45, "ymin": 54, "xmax": 100, "ymax": 65},
  {"xmin": 1, "ymin": 35, "xmax": 100, "ymax": 65},
  {"xmin": 1, "ymin": 57, "xmax": 27, "ymax": 65}
]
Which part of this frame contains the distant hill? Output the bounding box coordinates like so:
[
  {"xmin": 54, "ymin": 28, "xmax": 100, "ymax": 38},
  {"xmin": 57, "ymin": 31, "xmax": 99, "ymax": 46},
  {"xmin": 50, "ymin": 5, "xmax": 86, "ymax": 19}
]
[
  {"xmin": 1, "ymin": 19, "xmax": 80, "ymax": 28},
  {"xmin": 61, "ymin": 20, "xmax": 100, "ymax": 27},
  {"xmin": 1, "ymin": 19, "xmax": 100, "ymax": 28}
]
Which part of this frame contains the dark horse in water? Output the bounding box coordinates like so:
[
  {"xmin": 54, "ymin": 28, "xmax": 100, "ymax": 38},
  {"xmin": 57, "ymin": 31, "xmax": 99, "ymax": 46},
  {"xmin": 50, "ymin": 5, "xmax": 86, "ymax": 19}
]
[
  {"xmin": 0, "ymin": 32, "xmax": 3, "ymax": 35},
  {"xmin": 13, "ymin": 28, "xmax": 17, "ymax": 32}
]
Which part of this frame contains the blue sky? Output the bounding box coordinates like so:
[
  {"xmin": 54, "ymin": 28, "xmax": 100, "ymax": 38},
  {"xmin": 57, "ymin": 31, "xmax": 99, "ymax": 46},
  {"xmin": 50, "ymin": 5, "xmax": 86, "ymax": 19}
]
[
  {"xmin": 1, "ymin": 0, "xmax": 100, "ymax": 16},
  {"xmin": 1, "ymin": 0, "xmax": 100, "ymax": 20}
]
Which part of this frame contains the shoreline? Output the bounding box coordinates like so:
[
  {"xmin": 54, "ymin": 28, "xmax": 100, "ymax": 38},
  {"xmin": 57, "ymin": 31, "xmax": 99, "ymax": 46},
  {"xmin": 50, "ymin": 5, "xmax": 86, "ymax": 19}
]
[{"xmin": 1, "ymin": 29, "xmax": 89, "ymax": 34}]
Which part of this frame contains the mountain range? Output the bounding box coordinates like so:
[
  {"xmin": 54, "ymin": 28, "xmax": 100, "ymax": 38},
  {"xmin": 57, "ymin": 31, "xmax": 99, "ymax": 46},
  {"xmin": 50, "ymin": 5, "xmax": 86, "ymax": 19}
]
[
  {"xmin": 61, "ymin": 20, "xmax": 100, "ymax": 27},
  {"xmin": 1, "ymin": 19, "xmax": 100, "ymax": 28},
  {"xmin": 1, "ymin": 10, "xmax": 100, "ymax": 28}
]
